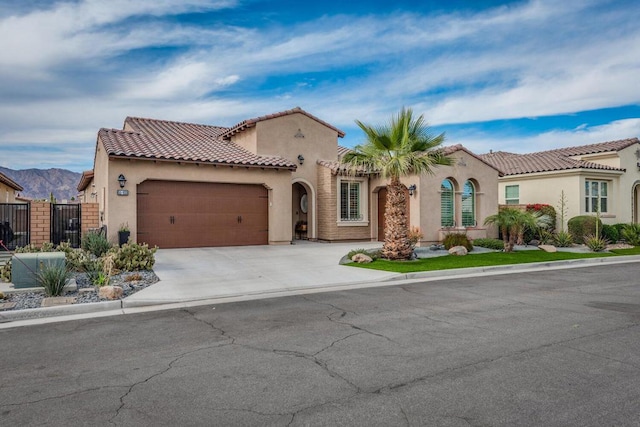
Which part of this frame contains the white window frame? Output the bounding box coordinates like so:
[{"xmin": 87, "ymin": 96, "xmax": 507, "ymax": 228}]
[
  {"xmin": 337, "ymin": 177, "xmax": 368, "ymax": 226},
  {"xmin": 505, "ymin": 185, "xmax": 519, "ymax": 205},
  {"xmin": 585, "ymin": 179, "xmax": 609, "ymax": 213}
]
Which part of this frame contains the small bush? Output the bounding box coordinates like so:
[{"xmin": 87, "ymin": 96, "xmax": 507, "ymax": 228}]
[
  {"xmin": 524, "ymin": 204, "xmax": 557, "ymax": 242},
  {"xmin": 443, "ymin": 232, "xmax": 473, "ymax": 251},
  {"xmin": 37, "ymin": 262, "xmax": 71, "ymax": 296},
  {"xmin": 568, "ymin": 215, "xmax": 602, "ymax": 244},
  {"xmin": 82, "ymin": 231, "xmax": 112, "ymax": 258},
  {"xmin": 621, "ymin": 223, "xmax": 640, "ymax": 246},
  {"xmin": 110, "ymin": 242, "xmax": 157, "ymax": 271},
  {"xmin": 584, "ymin": 234, "xmax": 609, "ymax": 252},
  {"xmin": 472, "ymin": 238, "xmax": 504, "ymax": 250},
  {"xmin": 407, "ymin": 227, "xmax": 423, "ymax": 249},
  {"xmin": 601, "ymin": 224, "xmax": 619, "ymax": 243},
  {"xmin": 554, "ymin": 231, "xmax": 574, "ymax": 247}
]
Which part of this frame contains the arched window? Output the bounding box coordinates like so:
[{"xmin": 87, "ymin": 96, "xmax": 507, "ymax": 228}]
[
  {"xmin": 462, "ymin": 180, "xmax": 476, "ymax": 227},
  {"xmin": 441, "ymin": 179, "xmax": 454, "ymax": 227}
]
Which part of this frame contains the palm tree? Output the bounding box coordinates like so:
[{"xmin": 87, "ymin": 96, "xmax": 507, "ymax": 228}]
[
  {"xmin": 343, "ymin": 107, "xmax": 452, "ymax": 260},
  {"xmin": 484, "ymin": 208, "xmax": 551, "ymax": 252}
]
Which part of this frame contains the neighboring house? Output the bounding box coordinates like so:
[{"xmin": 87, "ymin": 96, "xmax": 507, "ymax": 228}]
[
  {"xmin": 480, "ymin": 138, "xmax": 640, "ymax": 228},
  {"xmin": 79, "ymin": 107, "xmax": 499, "ymax": 248},
  {"xmin": 0, "ymin": 172, "xmax": 23, "ymax": 203}
]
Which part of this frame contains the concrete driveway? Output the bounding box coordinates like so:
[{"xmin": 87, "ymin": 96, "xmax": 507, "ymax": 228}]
[{"xmin": 124, "ymin": 241, "xmax": 393, "ymax": 306}]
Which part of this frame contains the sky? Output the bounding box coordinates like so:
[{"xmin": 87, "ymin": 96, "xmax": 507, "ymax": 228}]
[{"xmin": 1, "ymin": 0, "xmax": 639, "ymax": 173}]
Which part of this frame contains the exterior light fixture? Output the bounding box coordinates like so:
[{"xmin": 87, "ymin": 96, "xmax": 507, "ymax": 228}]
[
  {"xmin": 118, "ymin": 174, "xmax": 127, "ymax": 188},
  {"xmin": 408, "ymin": 184, "xmax": 417, "ymax": 196},
  {"xmin": 297, "ymin": 154, "xmax": 305, "ymax": 165}
]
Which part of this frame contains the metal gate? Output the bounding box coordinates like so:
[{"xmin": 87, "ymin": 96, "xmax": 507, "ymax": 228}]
[
  {"xmin": 51, "ymin": 204, "xmax": 81, "ymax": 248},
  {"xmin": 0, "ymin": 203, "xmax": 30, "ymax": 251}
]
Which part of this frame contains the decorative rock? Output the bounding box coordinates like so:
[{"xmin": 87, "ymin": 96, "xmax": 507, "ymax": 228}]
[
  {"xmin": 528, "ymin": 239, "xmax": 541, "ymax": 247},
  {"xmin": 538, "ymin": 244, "xmax": 557, "ymax": 253},
  {"xmin": 41, "ymin": 297, "xmax": 76, "ymax": 307},
  {"xmin": 0, "ymin": 302, "xmax": 17, "ymax": 311},
  {"xmin": 79, "ymin": 287, "xmax": 97, "ymax": 294},
  {"xmin": 98, "ymin": 286, "xmax": 124, "ymax": 300},
  {"xmin": 448, "ymin": 246, "xmax": 468, "ymax": 256},
  {"xmin": 351, "ymin": 253, "xmax": 373, "ymax": 263}
]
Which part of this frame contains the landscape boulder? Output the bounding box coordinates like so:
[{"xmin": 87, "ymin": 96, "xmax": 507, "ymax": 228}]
[
  {"xmin": 351, "ymin": 253, "xmax": 373, "ymax": 263},
  {"xmin": 448, "ymin": 246, "xmax": 468, "ymax": 256},
  {"xmin": 98, "ymin": 285, "xmax": 124, "ymax": 300},
  {"xmin": 538, "ymin": 244, "xmax": 557, "ymax": 253}
]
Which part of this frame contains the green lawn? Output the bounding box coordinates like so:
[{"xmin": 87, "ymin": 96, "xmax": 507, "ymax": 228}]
[{"xmin": 347, "ymin": 250, "xmax": 624, "ymax": 273}]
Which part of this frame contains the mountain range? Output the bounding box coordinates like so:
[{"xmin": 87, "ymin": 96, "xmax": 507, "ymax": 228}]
[{"xmin": 0, "ymin": 166, "xmax": 82, "ymax": 201}]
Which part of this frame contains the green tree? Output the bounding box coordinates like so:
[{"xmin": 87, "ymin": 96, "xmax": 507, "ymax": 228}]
[
  {"xmin": 343, "ymin": 107, "xmax": 452, "ymax": 260},
  {"xmin": 484, "ymin": 208, "xmax": 551, "ymax": 252}
]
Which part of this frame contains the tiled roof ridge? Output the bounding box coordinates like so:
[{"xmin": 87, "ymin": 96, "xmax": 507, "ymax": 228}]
[
  {"xmin": 539, "ymin": 137, "xmax": 638, "ymax": 156},
  {"xmin": 125, "ymin": 116, "xmax": 229, "ymax": 132},
  {"xmin": 222, "ymin": 107, "xmax": 346, "ymax": 138}
]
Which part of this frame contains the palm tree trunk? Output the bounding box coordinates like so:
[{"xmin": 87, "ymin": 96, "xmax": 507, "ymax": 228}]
[{"xmin": 382, "ymin": 177, "xmax": 413, "ymax": 260}]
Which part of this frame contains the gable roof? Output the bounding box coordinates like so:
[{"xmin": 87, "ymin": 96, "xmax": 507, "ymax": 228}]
[
  {"xmin": 77, "ymin": 170, "xmax": 94, "ymax": 192},
  {"xmin": 479, "ymin": 138, "xmax": 638, "ymax": 176},
  {"xmin": 0, "ymin": 171, "xmax": 23, "ymax": 191},
  {"xmin": 319, "ymin": 143, "xmax": 499, "ymax": 175},
  {"xmin": 220, "ymin": 107, "xmax": 346, "ymax": 139},
  {"xmin": 99, "ymin": 117, "xmax": 297, "ymax": 170}
]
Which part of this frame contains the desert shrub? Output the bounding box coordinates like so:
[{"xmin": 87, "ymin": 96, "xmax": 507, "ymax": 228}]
[
  {"xmin": 407, "ymin": 226, "xmax": 423, "ymax": 249},
  {"xmin": 620, "ymin": 223, "xmax": 640, "ymax": 246},
  {"xmin": 601, "ymin": 224, "xmax": 619, "ymax": 244},
  {"xmin": 471, "ymin": 238, "xmax": 504, "ymax": 250},
  {"xmin": 443, "ymin": 232, "xmax": 473, "ymax": 251},
  {"xmin": 110, "ymin": 242, "xmax": 157, "ymax": 271},
  {"xmin": 346, "ymin": 248, "xmax": 380, "ymax": 261},
  {"xmin": 0, "ymin": 262, "xmax": 10, "ymax": 283},
  {"xmin": 82, "ymin": 231, "xmax": 112, "ymax": 258},
  {"xmin": 584, "ymin": 234, "xmax": 609, "ymax": 252},
  {"xmin": 36, "ymin": 262, "xmax": 71, "ymax": 296},
  {"xmin": 554, "ymin": 231, "xmax": 574, "ymax": 247},
  {"xmin": 523, "ymin": 204, "xmax": 557, "ymax": 242},
  {"xmin": 568, "ymin": 215, "xmax": 602, "ymax": 244}
]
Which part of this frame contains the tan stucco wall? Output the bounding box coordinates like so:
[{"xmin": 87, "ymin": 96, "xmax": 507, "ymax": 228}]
[
  {"xmin": 93, "ymin": 137, "xmax": 295, "ymax": 245},
  {"xmin": 0, "ymin": 182, "xmax": 19, "ymax": 203},
  {"xmin": 368, "ymin": 152, "xmax": 499, "ymax": 244}
]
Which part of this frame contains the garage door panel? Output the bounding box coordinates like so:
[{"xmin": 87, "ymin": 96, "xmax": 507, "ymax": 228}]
[{"xmin": 137, "ymin": 181, "xmax": 268, "ymax": 248}]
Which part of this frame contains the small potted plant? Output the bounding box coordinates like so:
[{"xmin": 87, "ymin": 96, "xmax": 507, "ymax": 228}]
[{"xmin": 118, "ymin": 223, "xmax": 130, "ymax": 247}]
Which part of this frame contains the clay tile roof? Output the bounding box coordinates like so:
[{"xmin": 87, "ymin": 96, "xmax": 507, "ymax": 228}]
[
  {"xmin": 77, "ymin": 170, "xmax": 94, "ymax": 192},
  {"xmin": 220, "ymin": 107, "xmax": 346, "ymax": 139},
  {"xmin": 99, "ymin": 118, "xmax": 296, "ymax": 170},
  {"xmin": 0, "ymin": 171, "xmax": 23, "ymax": 191},
  {"xmin": 479, "ymin": 138, "xmax": 638, "ymax": 176}
]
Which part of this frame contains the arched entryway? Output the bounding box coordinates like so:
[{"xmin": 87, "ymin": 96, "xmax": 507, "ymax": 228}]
[
  {"xmin": 633, "ymin": 181, "xmax": 640, "ymax": 223},
  {"xmin": 292, "ymin": 179, "xmax": 315, "ymax": 240}
]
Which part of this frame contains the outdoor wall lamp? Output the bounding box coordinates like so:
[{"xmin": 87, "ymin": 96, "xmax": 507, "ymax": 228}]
[
  {"xmin": 408, "ymin": 184, "xmax": 417, "ymax": 196},
  {"xmin": 118, "ymin": 174, "xmax": 127, "ymax": 188},
  {"xmin": 297, "ymin": 154, "xmax": 305, "ymax": 165}
]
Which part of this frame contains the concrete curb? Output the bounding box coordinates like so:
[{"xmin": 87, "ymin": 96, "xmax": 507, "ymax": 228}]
[{"xmin": 2, "ymin": 254, "xmax": 639, "ymax": 326}]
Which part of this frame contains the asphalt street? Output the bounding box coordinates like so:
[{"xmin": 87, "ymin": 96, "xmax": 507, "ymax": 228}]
[{"xmin": 2, "ymin": 263, "xmax": 640, "ymax": 426}]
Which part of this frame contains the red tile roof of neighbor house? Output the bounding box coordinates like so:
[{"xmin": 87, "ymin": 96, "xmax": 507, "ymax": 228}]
[
  {"xmin": 77, "ymin": 170, "xmax": 94, "ymax": 192},
  {"xmin": 99, "ymin": 116, "xmax": 297, "ymax": 170},
  {"xmin": 479, "ymin": 138, "xmax": 638, "ymax": 176},
  {"xmin": 0, "ymin": 171, "xmax": 23, "ymax": 191},
  {"xmin": 220, "ymin": 107, "xmax": 346, "ymax": 139}
]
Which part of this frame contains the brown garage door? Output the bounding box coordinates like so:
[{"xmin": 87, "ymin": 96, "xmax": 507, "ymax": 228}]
[{"xmin": 137, "ymin": 180, "xmax": 268, "ymax": 248}]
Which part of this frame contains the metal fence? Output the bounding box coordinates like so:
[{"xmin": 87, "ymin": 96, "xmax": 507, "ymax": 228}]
[
  {"xmin": 51, "ymin": 203, "xmax": 81, "ymax": 248},
  {"xmin": 0, "ymin": 203, "xmax": 30, "ymax": 250}
]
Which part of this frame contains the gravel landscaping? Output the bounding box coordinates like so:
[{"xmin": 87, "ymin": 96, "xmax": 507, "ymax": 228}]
[{"xmin": 1, "ymin": 270, "xmax": 159, "ymax": 311}]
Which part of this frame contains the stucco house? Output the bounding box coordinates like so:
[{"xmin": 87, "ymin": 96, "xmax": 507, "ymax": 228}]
[
  {"xmin": 480, "ymin": 138, "xmax": 640, "ymax": 228},
  {"xmin": 0, "ymin": 172, "xmax": 23, "ymax": 203},
  {"xmin": 78, "ymin": 107, "xmax": 500, "ymax": 248}
]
